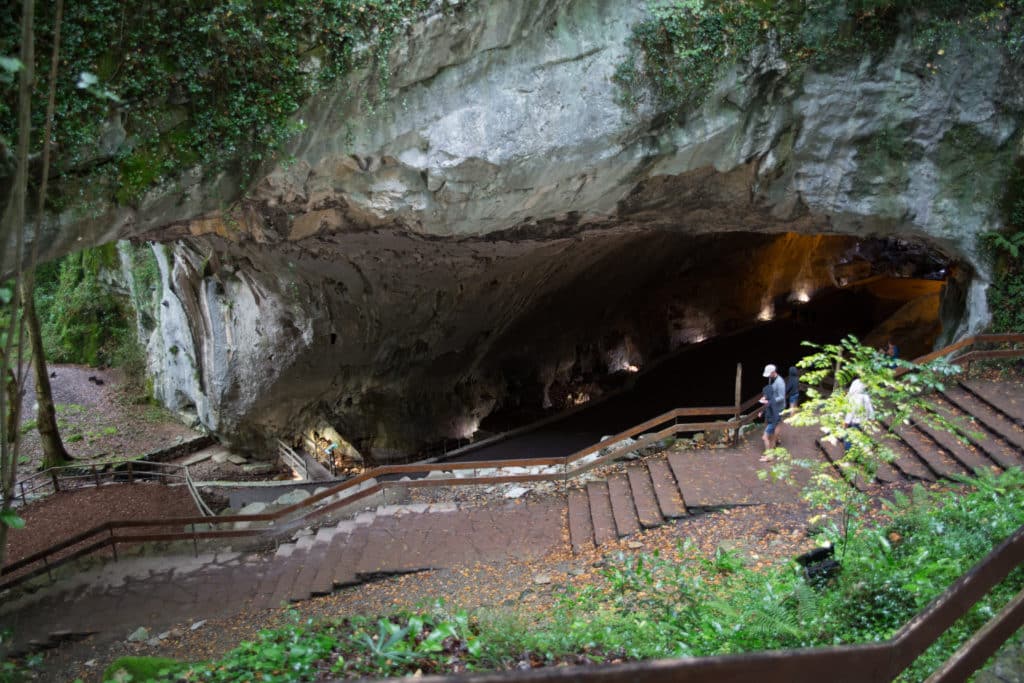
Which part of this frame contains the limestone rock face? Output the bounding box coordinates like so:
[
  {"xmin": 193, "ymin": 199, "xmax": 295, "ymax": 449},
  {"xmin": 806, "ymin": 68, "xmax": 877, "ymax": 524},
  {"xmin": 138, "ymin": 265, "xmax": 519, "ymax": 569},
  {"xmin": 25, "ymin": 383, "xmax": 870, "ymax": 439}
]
[{"xmin": 49, "ymin": 0, "xmax": 1024, "ymax": 456}]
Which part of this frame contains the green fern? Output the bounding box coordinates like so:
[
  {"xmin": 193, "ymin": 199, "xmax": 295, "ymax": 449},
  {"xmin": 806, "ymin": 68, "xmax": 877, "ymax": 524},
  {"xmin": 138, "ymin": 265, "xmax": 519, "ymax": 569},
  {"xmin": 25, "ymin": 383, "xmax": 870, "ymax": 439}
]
[{"xmin": 983, "ymin": 230, "xmax": 1024, "ymax": 259}]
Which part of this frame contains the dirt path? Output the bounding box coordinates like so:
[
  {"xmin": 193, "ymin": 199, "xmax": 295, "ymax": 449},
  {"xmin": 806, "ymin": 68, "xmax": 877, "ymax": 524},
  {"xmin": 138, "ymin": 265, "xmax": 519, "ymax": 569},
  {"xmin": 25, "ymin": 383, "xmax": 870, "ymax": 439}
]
[{"xmin": 15, "ymin": 364, "xmax": 200, "ymax": 484}]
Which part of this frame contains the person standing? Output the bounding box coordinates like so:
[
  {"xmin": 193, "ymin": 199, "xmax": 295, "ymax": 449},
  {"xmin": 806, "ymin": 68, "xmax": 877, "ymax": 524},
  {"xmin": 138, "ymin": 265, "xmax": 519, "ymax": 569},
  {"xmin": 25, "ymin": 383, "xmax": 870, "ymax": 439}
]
[
  {"xmin": 759, "ymin": 384, "xmax": 781, "ymax": 457},
  {"xmin": 763, "ymin": 364, "xmax": 786, "ymax": 414},
  {"xmin": 786, "ymin": 366, "xmax": 800, "ymax": 410},
  {"xmin": 844, "ymin": 378, "xmax": 875, "ymax": 451}
]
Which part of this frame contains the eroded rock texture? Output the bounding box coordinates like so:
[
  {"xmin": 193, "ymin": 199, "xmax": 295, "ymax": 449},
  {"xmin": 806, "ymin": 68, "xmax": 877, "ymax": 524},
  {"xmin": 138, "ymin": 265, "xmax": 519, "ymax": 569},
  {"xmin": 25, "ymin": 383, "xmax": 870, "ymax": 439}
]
[{"xmin": 37, "ymin": 1, "xmax": 1024, "ymax": 456}]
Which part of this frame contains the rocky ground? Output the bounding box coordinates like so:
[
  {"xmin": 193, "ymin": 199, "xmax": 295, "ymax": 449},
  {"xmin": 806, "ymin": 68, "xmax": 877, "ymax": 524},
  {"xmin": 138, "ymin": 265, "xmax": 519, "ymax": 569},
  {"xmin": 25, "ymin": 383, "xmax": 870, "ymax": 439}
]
[{"xmin": 4, "ymin": 485, "xmax": 200, "ymax": 568}]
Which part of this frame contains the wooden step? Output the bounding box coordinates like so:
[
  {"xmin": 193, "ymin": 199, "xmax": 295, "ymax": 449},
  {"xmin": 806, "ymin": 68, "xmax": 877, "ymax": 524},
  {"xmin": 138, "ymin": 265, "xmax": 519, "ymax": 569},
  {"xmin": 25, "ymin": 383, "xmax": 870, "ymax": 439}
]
[
  {"xmin": 626, "ymin": 465, "xmax": 664, "ymax": 529},
  {"xmin": 607, "ymin": 473, "xmax": 641, "ymax": 538},
  {"xmin": 646, "ymin": 458, "xmax": 687, "ymax": 518},
  {"xmin": 911, "ymin": 411, "xmax": 996, "ymax": 475},
  {"xmin": 253, "ymin": 554, "xmax": 292, "ymax": 610},
  {"xmin": 331, "ymin": 526, "xmax": 372, "ymax": 588},
  {"xmin": 960, "ymin": 380, "xmax": 1024, "ymax": 426},
  {"xmin": 586, "ymin": 481, "xmax": 617, "ymax": 546},
  {"xmin": 816, "ymin": 438, "xmax": 871, "ymax": 492},
  {"xmin": 824, "ymin": 431, "xmax": 902, "ymax": 484},
  {"xmin": 935, "ymin": 396, "xmax": 1024, "ymax": 470},
  {"xmin": 943, "ymin": 386, "xmax": 1024, "ymax": 453},
  {"xmin": 290, "ymin": 541, "xmax": 331, "ymax": 601},
  {"xmin": 888, "ymin": 420, "xmax": 967, "ymax": 480},
  {"xmin": 267, "ymin": 551, "xmax": 308, "ymax": 607},
  {"xmin": 568, "ymin": 488, "xmax": 596, "ymax": 554},
  {"xmin": 885, "ymin": 433, "xmax": 937, "ymax": 482}
]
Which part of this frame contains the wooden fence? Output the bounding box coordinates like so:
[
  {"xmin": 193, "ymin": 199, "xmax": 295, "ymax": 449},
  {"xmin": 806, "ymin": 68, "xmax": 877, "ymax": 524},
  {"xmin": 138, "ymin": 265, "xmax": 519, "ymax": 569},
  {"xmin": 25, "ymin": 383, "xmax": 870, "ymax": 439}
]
[
  {"xmin": 4, "ymin": 332, "xmax": 1024, "ymax": 683},
  {"xmin": 3, "ymin": 460, "xmax": 213, "ymax": 517}
]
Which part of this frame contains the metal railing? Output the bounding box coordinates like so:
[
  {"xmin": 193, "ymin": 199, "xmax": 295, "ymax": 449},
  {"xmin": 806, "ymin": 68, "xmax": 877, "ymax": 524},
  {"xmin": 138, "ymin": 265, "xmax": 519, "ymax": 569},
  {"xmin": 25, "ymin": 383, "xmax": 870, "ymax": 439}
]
[
  {"xmin": 3, "ymin": 459, "xmax": 213, "ymax": 517},
  {"xmin": 277, "ymin": 439, "xmax": 308, "ymax": 481}
]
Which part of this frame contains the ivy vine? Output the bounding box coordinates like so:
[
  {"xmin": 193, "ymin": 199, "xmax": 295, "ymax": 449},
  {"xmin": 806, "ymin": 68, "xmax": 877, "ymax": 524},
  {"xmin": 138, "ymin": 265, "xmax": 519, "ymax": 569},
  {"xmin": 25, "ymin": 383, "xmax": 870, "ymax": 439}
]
[
  {"xmin": 0, "ymin": 0, "xmax": 435, "ymax": 206},
  {"xmin": 615, "ymin": 0, "xmax": 1024, "ymax": 118}
]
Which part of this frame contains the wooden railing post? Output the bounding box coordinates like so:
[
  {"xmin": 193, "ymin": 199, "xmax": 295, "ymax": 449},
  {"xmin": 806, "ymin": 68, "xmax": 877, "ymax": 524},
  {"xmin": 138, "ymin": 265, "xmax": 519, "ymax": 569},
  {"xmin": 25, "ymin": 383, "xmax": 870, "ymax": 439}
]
[
  {"xmin": 733, "ymin": 363, "xmax": 742, "ymax": 445},
  {"xmin": 50, "ymin": 469, "xmax": 60, "ymax": 493},
  {"xmin": 93, "ymin": 464, "xmax": 101, "ymax": 488},
  {"xmin": 109, "ymin": 526, "xmax": 118, "ymax": 562},
  {"xmin": 127, "ymin": 461, "xmax": 134, "ymax": 484},
  {"xmin": 19, "ymin": 481, "xmax": 26, "ymax": 504}
]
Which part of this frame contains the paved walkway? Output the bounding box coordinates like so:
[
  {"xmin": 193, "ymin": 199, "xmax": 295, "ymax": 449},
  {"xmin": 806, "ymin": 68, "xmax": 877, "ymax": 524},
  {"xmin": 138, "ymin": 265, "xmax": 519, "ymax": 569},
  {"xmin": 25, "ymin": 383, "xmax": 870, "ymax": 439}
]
[
  {"xmin": 0, "ymin": 500, "xmax": 564, "ymax": 653},
  {"xmin": 4, "ymin": 375, "xmax": 1024, "ymax": 664}
]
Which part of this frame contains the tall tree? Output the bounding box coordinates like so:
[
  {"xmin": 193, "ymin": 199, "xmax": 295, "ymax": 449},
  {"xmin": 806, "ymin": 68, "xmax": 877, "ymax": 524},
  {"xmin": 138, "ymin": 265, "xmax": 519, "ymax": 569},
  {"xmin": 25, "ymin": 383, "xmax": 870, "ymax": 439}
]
[
  {"xmin": 0, "ymin": 0, "xmax": 36, "ymax": 568},
  {"xmin": 21, "ymin": 281, "xmax": 70, "ymax": 469},
  {"xmin": 22, "ymin": 0, "xmax": 69, "ymax": 471}
]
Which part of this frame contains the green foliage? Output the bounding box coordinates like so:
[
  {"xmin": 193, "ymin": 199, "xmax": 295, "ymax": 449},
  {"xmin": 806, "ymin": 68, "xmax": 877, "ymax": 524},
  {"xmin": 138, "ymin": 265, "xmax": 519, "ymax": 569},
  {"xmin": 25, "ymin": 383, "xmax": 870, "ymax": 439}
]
[
  {"xmin": 0, "ymin": 629, "xmax": 42, "ymax": 682},
  {"xmin": 33, "ymin": 244, "xmax": 134, "ymax": 368},
  {"xmin": 0, "ymin": 509, "xmax": 25, "ymax": 530},
  {"xmin": 766, "ymin": 335, "xmax": 962, "ymax": 525},
  {"xmin": 616, "ymin": 0, "xmax": 1024, "ymax": 117},
  {"xmin": 986, "ymin": 157, "xmax": 1024, "ymax": 333},
  {"xmin": 1, "ymin": 0, "xmax": 435, "ymax": 205},
  {"xmin": 102, "ymin": 657, "xmax": 184, "ymax": 682}
]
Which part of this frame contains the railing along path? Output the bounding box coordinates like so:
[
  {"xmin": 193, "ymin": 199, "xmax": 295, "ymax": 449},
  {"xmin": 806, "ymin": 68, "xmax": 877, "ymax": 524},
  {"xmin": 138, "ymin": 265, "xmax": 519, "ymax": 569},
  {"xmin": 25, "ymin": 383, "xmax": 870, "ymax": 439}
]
[
  {"xmin": 4, "ymin": 334, "xmax": 1022, "ymax": 592},
  {"xmin": 3, "ymin": 333, "xmax": 1024, "ymax": 681}
]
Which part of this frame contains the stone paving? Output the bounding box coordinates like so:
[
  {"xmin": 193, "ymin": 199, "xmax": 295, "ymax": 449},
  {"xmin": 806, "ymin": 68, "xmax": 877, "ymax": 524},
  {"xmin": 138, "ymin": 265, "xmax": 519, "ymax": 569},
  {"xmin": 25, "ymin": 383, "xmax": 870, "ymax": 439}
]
[{"xmin": 0, "ymin": 499, "xmax": 565, "ymax": 654}]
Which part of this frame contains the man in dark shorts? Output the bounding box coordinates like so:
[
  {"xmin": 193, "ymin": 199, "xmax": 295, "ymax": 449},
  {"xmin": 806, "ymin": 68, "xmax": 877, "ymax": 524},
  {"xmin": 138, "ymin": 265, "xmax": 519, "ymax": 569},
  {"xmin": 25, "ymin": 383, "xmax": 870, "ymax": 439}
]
[{"xmin": 759, "ymin": 383, "xmax": 781, "ymax": 458}]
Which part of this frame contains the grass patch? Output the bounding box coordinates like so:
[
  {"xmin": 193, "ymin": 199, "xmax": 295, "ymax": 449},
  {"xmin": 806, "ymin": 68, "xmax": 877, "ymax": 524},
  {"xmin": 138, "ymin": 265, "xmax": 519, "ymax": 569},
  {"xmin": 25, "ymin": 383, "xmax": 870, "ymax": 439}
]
[{"xmin": 124, "ymin": 469, "xmax": 1024, "ymax": 681}]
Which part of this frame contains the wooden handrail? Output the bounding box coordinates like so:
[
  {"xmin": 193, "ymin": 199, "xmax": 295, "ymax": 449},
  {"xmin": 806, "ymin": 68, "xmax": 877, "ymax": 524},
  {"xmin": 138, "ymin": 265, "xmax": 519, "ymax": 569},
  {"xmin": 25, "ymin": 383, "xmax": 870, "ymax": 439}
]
[
  {"xmin": 5, "ymin": 333, "xmax": 1022, "ymax": 593},
  {"xmin": 0, "ymin": 404, "xmax": 759, "ymax": 589},
  {"xmin": 370, "ymin": 519, "xmax": 1024, "ymax": 682}
]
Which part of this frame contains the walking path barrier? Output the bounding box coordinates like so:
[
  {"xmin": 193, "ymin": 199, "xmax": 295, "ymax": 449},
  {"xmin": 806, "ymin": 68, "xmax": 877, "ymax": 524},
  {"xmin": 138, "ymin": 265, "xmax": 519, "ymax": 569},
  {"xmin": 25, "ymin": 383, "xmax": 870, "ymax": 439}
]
[
  {"xmin": 395, "ymin": 521, "xmax": 1024, "ymax": 682},
  {"xmin": 4, "ymin": 460, "xmax": 213, "ymax": 517},
  {"xmin": 3, "ymin": 334, "xmax": 1022, "ymax": 598}
]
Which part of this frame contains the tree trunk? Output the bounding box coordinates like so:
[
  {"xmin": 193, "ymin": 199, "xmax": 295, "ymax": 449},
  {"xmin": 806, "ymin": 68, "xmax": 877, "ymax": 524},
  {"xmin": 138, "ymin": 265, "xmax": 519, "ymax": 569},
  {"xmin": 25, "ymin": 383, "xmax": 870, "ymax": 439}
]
[
  {"xmin": 0, "ymin": 0, "xmax": 36, "ymax": 571},
  {"xmin": 21, "ymin": 280, "xmax": 71, "ymax": 469}
]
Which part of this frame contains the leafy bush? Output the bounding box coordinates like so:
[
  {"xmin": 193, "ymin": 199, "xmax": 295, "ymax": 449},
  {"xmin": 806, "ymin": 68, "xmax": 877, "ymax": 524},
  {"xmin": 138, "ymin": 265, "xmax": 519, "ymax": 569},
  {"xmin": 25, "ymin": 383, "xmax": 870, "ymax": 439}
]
[
  {"xmin": 1, "ymin": 0, "xmax": 436, "ymax": 206},
  {"xmin": 34, "ymin": 244, "xmax": 133, "ymax": 368},
  {"xmin": 986, "ymin": 158, "xmax": 1024, "ymax": 334},
  {"xmin": 102, "ymin": 656, "xmax": 184, "ymax": 682},
  {"xmin": 616, "ymin": 0, "xmax": 1024, "ymax": 116}
]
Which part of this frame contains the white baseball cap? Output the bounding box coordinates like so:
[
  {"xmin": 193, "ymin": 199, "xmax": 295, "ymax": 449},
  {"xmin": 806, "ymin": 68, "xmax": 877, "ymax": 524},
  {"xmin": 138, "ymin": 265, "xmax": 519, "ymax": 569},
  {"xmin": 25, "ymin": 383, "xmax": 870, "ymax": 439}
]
[{"xmin": 763, "ymin": 364, "xmax": 777, "ymax": 377}]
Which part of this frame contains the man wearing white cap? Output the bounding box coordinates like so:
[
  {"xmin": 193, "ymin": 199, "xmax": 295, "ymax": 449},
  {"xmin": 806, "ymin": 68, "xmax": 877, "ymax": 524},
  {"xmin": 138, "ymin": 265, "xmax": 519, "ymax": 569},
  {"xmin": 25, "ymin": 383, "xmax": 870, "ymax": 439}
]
[{"xmin": 759, "ymin": 364, "xmax": 787, "ymax": 454}]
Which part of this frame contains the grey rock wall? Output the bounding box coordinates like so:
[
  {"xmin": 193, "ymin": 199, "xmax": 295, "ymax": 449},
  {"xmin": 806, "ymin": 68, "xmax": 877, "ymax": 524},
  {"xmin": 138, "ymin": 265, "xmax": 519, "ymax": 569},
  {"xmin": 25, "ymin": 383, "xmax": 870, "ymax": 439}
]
[{"xmin": 92, "ymin": 0, "xmax": 1024, "ymax": 454}]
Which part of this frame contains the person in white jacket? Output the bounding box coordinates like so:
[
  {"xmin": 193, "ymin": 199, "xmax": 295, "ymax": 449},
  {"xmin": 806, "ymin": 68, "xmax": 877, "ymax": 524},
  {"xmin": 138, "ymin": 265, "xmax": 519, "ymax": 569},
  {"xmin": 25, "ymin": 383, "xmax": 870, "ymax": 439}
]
[{"xmin": 844, "ymin": 378, "xmax": 875, "ymax": 451}]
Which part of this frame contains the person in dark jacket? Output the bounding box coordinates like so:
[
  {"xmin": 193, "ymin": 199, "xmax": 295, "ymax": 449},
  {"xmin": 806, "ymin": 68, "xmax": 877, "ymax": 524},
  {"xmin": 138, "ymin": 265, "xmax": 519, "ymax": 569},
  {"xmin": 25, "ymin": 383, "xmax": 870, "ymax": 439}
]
[
  {"xmin": 759, "ymin": 384, "xmax": 781, "ymax": 458},
  {"xmin": 786, "ymin": 366, "xmax": 800, "ymax": 410}
]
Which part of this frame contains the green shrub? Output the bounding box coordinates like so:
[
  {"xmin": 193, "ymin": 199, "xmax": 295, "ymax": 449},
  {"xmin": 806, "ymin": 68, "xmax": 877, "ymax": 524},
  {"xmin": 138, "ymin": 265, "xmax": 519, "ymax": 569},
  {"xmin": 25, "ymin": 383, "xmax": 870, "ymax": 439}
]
[
  {"xmin": 35, "ymin": 245, "xmax": 133, "ymax": 367},
  {"xmin": 616, "ymin": 0, "xmax": 1024, "ymax": 117},
  {"xmin": 1, "ymin": 0, "xmax": 437, "ymax": 205},
  {"xmin": 102, "ymin": 656, "xmax": 184, "ymax": 682}
]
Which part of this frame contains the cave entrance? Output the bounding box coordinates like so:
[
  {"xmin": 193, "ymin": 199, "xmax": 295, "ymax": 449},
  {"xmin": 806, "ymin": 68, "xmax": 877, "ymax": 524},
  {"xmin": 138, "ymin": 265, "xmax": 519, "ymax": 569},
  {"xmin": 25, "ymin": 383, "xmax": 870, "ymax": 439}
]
[{"xmin": 452, "ymin": 231, "xmax": 955, "ymax": 454}]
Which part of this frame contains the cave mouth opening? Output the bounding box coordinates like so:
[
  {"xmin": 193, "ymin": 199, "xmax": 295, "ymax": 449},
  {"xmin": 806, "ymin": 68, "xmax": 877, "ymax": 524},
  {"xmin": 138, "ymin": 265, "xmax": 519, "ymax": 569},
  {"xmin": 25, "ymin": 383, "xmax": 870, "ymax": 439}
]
[{"xmin": 420, "ymin": 231, "xmax": 957, "ymax": 455}]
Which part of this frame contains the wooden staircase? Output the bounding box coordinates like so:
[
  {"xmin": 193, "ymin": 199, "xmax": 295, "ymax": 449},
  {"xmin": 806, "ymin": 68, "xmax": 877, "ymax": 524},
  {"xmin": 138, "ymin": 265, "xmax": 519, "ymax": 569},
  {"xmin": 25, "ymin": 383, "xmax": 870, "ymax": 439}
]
[
  {"xmin": 569, "ymin": 458, "xmax": 688, "ymax": 554},
  {"xmin": 569, "ymin": 378, "xmax": 1024, "ymax": 553}
]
